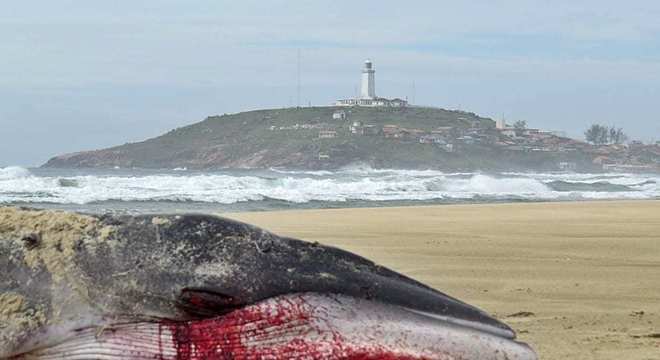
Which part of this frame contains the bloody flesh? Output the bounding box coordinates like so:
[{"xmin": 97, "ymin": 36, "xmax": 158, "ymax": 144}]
[
  {"xmin": 166, "ymin": 295, "xmax": 427, "ymax": 360},
  {"xmin": 19, "ymin": 293, "xmax": 536, "ymax": 360}
]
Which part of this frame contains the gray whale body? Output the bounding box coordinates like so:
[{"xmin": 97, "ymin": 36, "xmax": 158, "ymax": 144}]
[{"xmin": 0, "ymin": 207, "xmax": 537, "ymax": 359}]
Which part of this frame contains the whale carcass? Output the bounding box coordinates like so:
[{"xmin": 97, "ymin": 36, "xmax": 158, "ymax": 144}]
[{"xmin": 0, "ymin": 207, "xmax": 537, "ymax": 359}]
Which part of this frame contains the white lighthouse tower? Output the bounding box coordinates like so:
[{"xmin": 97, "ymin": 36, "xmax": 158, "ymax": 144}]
[
  {"xmin": 360, "ymin": 59, "xmax": 376, "ymax": 99},
  {"xmin": 335, "ymin": 59, "xmax": 407, "ymax": 107}
]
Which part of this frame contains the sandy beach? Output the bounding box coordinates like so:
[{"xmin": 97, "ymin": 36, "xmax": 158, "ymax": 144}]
[{"xmin": 227, "ymin": 200, "xmax": 660, "ymax": 360}]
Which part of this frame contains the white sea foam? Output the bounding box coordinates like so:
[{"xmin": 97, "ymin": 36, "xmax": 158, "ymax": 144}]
[
  {"xmin": 269, "ymin": 168, "xmax": 335, "ymax": 176},
  {"xmin": 0, "ymin": 166, "xmax": 32, "ymax": 180},
  {"xmin": 443, "ymin": 174, "xmax": 551, "ymax": 194},
  {"xmin": 0, "ymin": 167, "xmax": 658, "ymax": 205}
]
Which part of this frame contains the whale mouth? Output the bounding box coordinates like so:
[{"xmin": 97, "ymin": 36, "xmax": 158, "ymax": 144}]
[{"xmin": 21, "ymin": 293, "xmax": 537, "ymax": 360}]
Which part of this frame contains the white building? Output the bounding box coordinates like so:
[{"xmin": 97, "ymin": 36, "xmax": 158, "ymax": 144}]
[
  {"xmin": 335, "ymin": 60, "xmax": 408, "ymax": 108},
  {"xmin": 500, "ymin": 129, "xmax": 517, "ymax": 137},
  {"xmin": 319, "ymin": 130, "xmax": 337, "ymax": 139},
  {"xmin": 361, "ymin": 60, "xmax": 376, "ymax": 99},
  {"xmin": 332, "ymin": 110, "xmax": 347, "ymax": 120}
]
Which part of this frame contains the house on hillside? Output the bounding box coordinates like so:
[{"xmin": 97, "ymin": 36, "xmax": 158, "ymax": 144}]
[
  {"xmin": 350, "ymin": 122, "xmax": 379, "ymax": 135},
  {"xmin": 419, "ymin": 134, "xmax": 446, "ymax": 144},
  {"xmin": 362, "ymin": 125, "xmax": 380, "ymax": 135},
  {"xmin": 382, "ymin": 125, "xmax": 402, "ymax": 138},
  {"xmin": 350, "ymin": 121, "xmax": 363, "ymax": 134},
  {"xmin": 332, "ymin": 110, "xmax": 347, "ymax": 120},
  {"xmin": 500, "ymin": 129, "xmax": 517, "ymax": 138},
  {"xmin": 592, "ymin": 156, "xmax": 615, "ymax": 165},
  {"xmin": 433, "ymin": 126, "xmax": 454, "ymax": 135},
  {"xmin": 558, "ymin": 162, "xmax": 577, "ymax": 171},
  {"xmin": 319, "ymin": 130, "xmax": 337, "ymax": 139},
  {"xmin": 456, "ymin": 136, "xmax": 475, "ymax": 145}
]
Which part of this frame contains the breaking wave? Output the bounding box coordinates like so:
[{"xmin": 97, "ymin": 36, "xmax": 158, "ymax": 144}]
[
  {"xmin": 0, "ymin": 166, "xmax": 32, "ymax": 180},
  {"xmin": 0, "ymin": 166, "xmax": 658, "ymax": 206}
]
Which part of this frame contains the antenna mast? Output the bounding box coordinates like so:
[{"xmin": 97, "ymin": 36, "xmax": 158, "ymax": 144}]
[
  {"xmin": 412, "ymin": 81, "xmax": 416, "ymax": 105},
  {"xmin": 296, "ymin": 49, "xmax": 301, "ymax": 108}
]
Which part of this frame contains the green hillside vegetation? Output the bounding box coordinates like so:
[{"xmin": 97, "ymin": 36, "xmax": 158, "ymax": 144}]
[{"xmin": 43, "ymin": 106, "xmax": 593, "ymax": 171}]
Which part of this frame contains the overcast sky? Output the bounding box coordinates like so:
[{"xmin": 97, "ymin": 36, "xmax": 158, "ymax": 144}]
[{"xmin": 1, "ymin": 1, "xmax": 659, "ymax": 166}]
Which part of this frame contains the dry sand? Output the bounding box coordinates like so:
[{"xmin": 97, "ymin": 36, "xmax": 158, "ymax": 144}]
[{"xmin": 227, "ymin": 200, "xmax": 660, "ymax": 360}]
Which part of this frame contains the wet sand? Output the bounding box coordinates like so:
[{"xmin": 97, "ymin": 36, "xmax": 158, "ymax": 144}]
[{"xmin": 227, "ymin": 200, "xmax": 660, "ymax": 360}]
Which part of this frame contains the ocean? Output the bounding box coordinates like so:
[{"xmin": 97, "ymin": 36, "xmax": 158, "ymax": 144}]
[{"xmin": 1, "ymin": 165, "xmax": 658, "ymax": 214}]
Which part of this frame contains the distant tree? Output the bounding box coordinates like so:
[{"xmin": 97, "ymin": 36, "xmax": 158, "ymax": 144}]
[
  {"xmin": 608, "ymin": 126, "xmax": 627, "ymax": 144},
  {"xmin": 584, "ymin": 125, "xmax": 597, "ymax": 144},
  {"xmin": 513, "ymin": 120, "xmax": 527, "ymax": 129},
  {"xmin": 513, "ymin": 120, "xmax": 527, "ymax": 136},
  {"xmin": 598, "ymin": 126, "xmax": 609, "ymax": 145},
  {"xmin": 585, "ymin": 124, "xmax": 609, "ymax": 145}
]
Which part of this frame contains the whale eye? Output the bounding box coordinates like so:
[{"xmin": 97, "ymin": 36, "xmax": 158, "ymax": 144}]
[{"xmin": 177, "ymin": 288, "xmax": 245, "ymax": 318}]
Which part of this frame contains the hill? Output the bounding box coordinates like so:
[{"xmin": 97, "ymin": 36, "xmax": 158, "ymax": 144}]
[{"xmin": 43, "ymin": 106, "xmax": 595, "ymax": 171}]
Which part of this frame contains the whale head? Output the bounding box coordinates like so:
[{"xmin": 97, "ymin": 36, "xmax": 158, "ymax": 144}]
[{"xmin": 1, "ymin": 208, "xmax": 536, "ymax": 359}]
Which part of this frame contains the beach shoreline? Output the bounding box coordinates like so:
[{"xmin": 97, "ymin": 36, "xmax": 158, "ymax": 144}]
[{"xmin": 226, "ymin": 200, "xmax": 660, "ymax": 360}]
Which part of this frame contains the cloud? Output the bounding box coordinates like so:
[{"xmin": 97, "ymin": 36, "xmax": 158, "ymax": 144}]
[{"xmin": 0, "ymin": 0, "xmax": 659, "ymax": 165}]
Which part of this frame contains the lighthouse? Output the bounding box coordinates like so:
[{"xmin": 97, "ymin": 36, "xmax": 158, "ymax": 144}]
[
  {"xmin": 335, "ymin": 59, "xmax": 407, "ymax": 107},
  {"xmin": 360, "ymin": 59, "xmax": 376, "ymax": 99}
]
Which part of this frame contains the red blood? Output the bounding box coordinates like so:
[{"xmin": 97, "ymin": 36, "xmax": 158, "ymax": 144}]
[{"xmin": 163, "ymin": 295, "xmax": 429, "ymax": 360}]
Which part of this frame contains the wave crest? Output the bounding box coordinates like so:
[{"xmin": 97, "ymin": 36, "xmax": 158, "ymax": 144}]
[
  {"xmin": 0, "ymin": 166, "xmax": 32, "ymax": 180},
  {"xmin": 0, "ymin": 169, "xmax": 658, "ymax": 205}
]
